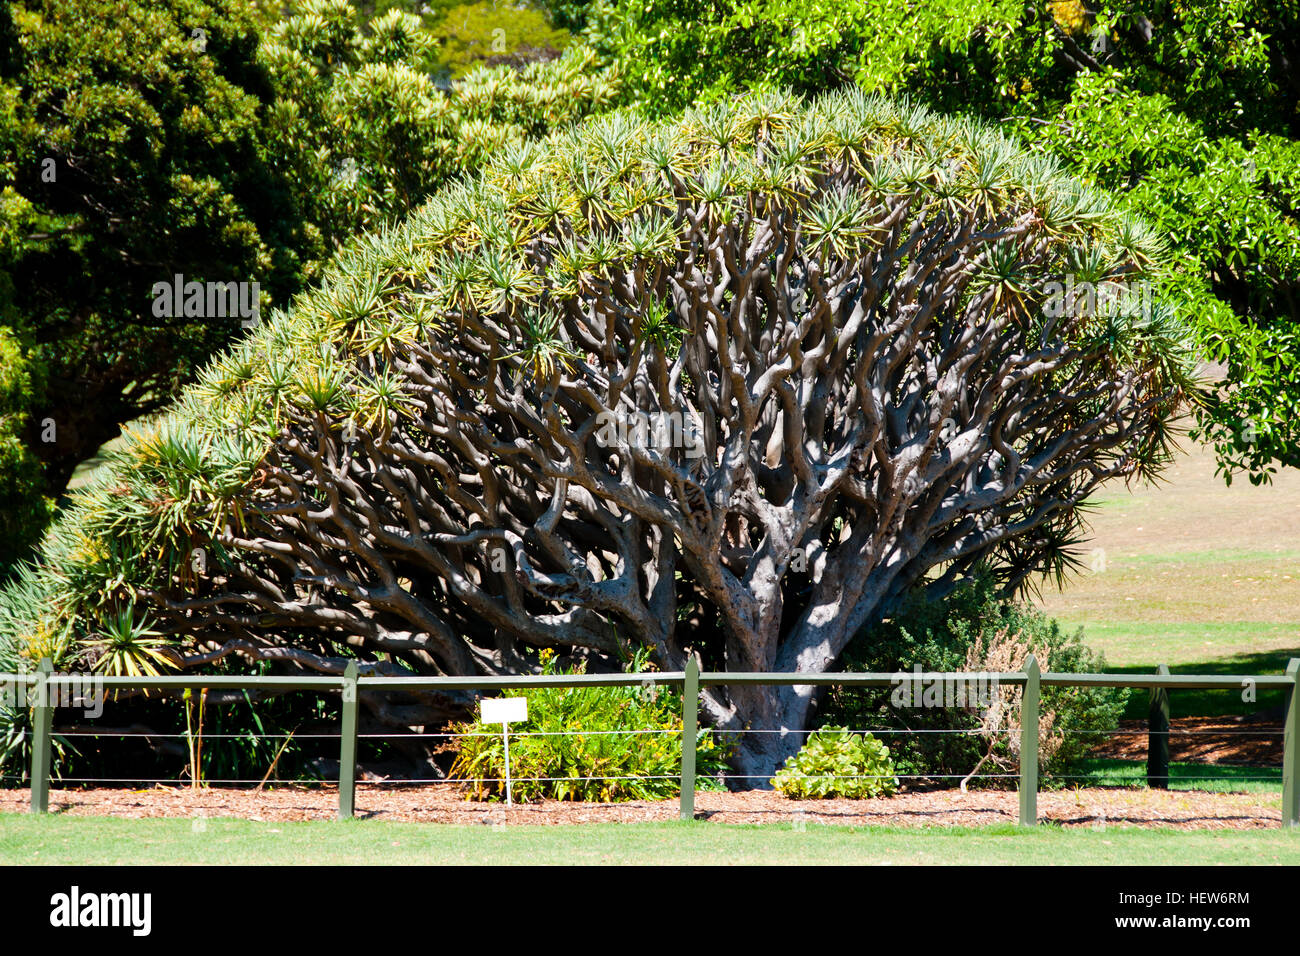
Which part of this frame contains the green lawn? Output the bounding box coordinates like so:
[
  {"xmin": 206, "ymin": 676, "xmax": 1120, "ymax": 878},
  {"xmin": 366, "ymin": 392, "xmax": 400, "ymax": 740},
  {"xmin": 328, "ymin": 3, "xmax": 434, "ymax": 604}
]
[
  {"xmin": 1056, "ymin": 620, "xmax": 1300, "ymax": 672},
  {"xmin": 1096, "ymin": 646, "xmax": 1296, "ymax": 720},
  {"xmin": 1061, "ymin": 759, "xmax": 1283, "ymax": 794},
  {"xmin": 1027, "ymin": 442, "xmax": 1300, "ymax": 734},
  {"xmin": 3, "ymin": 815, "xmax": 1299, "ymax": 865}
]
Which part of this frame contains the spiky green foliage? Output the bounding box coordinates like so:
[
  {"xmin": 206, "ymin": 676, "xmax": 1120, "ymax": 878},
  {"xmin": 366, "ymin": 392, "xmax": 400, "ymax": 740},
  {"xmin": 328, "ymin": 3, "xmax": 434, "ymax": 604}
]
[{"xmin": 0, "ymin": 89, "xmax": 1197, "ymax": 778}]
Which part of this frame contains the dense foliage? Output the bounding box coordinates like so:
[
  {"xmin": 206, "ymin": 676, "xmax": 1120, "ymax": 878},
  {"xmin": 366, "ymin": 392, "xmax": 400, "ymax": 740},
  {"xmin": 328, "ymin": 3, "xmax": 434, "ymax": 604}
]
[
  {"xmin": 1, "ymin": 0, "xmax": 1290, "ymax": 788},
  {"xmin": 4, "ymin": 0, "xmax": 1291, "ymax": 583},
  {"xmin": 0, "ymin": 325, "xmax": 48, "ymax": 569},
  {"xmin": 429, "ymin": 2, "xmax": 571, "ymax": 77},
  {"xmin": 0, "ymin": 0, "xmax": 617, "ymax": 573},
  {"xmin": 1, "ymin": 0, "xmax": 281, "ymax": 550},
  {"xmin": 448, "ymin": 651, "xmax": 727, "ymax": 801},
  {"xmin": 0, "ymin": 88, "xmax": 1195, "ymax": 776},
  {"xmin": 584, "ymin": 0, "xmax": 1300, "ymax": 484},
  {"xmin": 771, "ymin": 727, "xmax": 898, "ymax": 799},
  {"xmin": 821, "ymin": 573, "xmax": 1126, "ymax": 786}
]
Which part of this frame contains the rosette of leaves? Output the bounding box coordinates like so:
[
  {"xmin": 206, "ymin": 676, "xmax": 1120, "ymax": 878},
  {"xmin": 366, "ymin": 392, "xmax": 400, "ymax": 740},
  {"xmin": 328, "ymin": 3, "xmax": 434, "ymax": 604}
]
[
  {"xmin": 771, "ymin": 726, "xmax": 898, "ymax": 799},
  {"xmin": 0, "ymin": 604, "xmax": 76, "ymax": 783}
]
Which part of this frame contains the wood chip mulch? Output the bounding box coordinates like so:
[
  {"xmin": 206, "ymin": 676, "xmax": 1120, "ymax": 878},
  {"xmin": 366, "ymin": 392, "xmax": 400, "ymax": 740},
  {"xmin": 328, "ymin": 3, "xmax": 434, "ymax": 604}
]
[
  {"xmin": 0, "ymin": 785, "xmax": 1280, "ymax": 830},
  {"xmin": 1086, "ymin": 716, "xmax": 1284, "ymax": 765}
]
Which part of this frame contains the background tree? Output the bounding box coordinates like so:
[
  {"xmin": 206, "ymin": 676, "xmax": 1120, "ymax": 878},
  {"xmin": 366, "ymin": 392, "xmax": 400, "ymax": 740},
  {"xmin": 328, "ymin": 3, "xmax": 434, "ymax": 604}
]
[
  {"xmin": 0, "ymin": 0, "xmax": 617, "ymax": 575},
  {"xmin": 0, "ymin": 0, "xmax": 282, "ymax": 541},
  {"xmin": 0, "ymin": 91, "xmax": 1197, "ymax": 777}
]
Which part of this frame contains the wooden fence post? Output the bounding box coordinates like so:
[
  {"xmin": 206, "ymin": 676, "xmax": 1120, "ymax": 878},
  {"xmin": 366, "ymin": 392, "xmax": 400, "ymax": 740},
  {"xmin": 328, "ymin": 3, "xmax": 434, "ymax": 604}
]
[
  {"xmin": 1147, "ymin": 663, "xmax": 1170, "ymax": 789},
  {"xmin": 339, "ymin": 661, "xmax": 359, "ymax": 820},
  {"xmin": 30, "ymin": 658, "xmax": 53, "ymax": 814},
  {"xmin": 1018, "ymin": 655, "xmax": 1039, "ymax": 826},
  {"xmin": 1283, "ymin": 659, "xmax": 1300, "ymax": 827},
  {"xmin": 680, "ymin": 659, "xmax": 698, "ymax": 821}
]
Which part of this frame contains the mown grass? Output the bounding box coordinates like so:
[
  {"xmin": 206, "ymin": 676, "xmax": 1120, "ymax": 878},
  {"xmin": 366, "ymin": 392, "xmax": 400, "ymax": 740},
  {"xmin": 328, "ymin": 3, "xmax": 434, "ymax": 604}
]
[
  {"xmin": 1031, "ymin": 442, "xmax": 1299, "ymax": 730},
  {"xmin": 1106, "ymin": 653, "xmax": 1294, "ymax": 721},
  {"xmin": 1060, "ymin": 759, "xmax": 1282, "ymax": 794},
  {"xmin": 3, "ymin": 814, "xmax": 1299, "ymax": 865},
  {"xmin": 1058, "ymin": 621, "xmax": 1300, "ymax": 669}
]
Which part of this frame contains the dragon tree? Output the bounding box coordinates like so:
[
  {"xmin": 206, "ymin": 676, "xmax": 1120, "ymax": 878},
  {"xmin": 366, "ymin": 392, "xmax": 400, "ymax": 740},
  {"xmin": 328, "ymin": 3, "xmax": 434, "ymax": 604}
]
[{"xmin": 0, "ymin": 90, "xmax": 1197, "ymax": 778}]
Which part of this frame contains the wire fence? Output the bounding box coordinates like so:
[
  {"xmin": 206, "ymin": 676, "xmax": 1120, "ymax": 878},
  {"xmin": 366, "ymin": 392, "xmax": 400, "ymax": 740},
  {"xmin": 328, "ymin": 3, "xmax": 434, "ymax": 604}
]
[{"xmin": 3, "ymin": 655, "xmax": 1299, "ymax": 826}]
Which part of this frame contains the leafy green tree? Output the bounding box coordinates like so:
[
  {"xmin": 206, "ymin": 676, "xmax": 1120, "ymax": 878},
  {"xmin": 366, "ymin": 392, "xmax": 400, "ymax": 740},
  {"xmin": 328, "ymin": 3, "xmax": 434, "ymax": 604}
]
[
  {"xmin": 0, "ymin": 0, "xmax": 285, "ymax": 529},
  {"xmin": 258, "ymin": 2, "xmax": 616, "ymax": 252},
  {"xmin": 0, "ymin": 0, "xmax": 617, "ymax": 574},
  {"xmin": 0, "ymin": 91, "xmax": 1197, "ymax": 777},
  {"xmin": 0, "ymin": 326, "xmax": 50, "ymax": 569},
  {"xmin": 430, "ymin": 2, "xmax": 571, "ymax": 77},
  {"xmin": 540, "ymin": 0, "xmax": 596, "ymax": 32},
  {"xmin": 1001, "ymin": 70, "xmax": 1300, "ymax": 482}
]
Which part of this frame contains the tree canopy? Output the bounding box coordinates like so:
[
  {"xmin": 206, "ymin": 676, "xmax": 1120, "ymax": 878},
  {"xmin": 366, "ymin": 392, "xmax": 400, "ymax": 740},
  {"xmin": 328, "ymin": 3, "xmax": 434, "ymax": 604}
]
[
  {"xmin": 3, "ymin": 0, "xmax": 1293, "ymax": 583},
  {"xmin": 0, "ymin": 89, "xmax": 1198, "ymax": 773},
  {"xmin": 584, "ymin": 0, "xmax": 1300, "ymax": 483}
]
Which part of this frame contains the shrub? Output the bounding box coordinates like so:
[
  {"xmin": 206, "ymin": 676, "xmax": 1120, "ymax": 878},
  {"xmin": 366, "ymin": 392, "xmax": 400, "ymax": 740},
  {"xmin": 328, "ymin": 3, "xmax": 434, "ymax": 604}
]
[
  {"xmin": 429, "ymin": 2, "xmax": 570, "ymax": 77},
  {"xmin": 0, "ymin": 621, "xmax": 76, "ymax": 784},
  {"xmin": 771, "ymin": 726, "xmax": 898, "ymax": 799},
  {"xmin": 822, "ymin": 571, "xmax": 1126, "ymax": 788},
  {"xmin": 448, "ymin": 651, "xmax": 728, "ymax": 802}
]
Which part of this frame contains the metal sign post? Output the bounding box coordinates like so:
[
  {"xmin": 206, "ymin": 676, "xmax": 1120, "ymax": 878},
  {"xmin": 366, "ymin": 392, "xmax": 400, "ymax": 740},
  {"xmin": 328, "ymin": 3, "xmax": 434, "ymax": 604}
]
[{"xmin": 480, "ymin": 696, "xmax": 528, "ymax": 807}]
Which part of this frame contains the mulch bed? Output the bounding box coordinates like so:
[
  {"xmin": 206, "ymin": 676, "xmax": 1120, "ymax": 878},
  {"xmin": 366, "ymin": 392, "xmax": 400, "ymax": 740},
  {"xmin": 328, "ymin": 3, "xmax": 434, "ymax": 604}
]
[
  {"xmin": 3, "ymin": 716, "xmax": 1282, "ymax": 830},
  {"xmin": 1086, "ymin": 716, "xmax": 1284, "ymax": 765},
  {"xmin": 0, "ymin": 784, "xmax": 1280, "ymax": 830}
]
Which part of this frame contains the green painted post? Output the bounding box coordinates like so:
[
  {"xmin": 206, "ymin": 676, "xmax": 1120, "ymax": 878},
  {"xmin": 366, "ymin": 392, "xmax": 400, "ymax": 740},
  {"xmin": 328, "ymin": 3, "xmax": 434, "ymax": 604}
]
[
  {"xmin": 338, "ymin": 661, "xmax": 359, "ymax": 820},
  {"xmin": 1283, "ymin": 659, "xmax": 1300, "ymax": 827},
  {"xmin": 30, "ymin": 657, "xmax": 53, "ymax": 814},
  {"xmin": 1147, "ymin": 663, "xmax": 1171, "ymax": 789},
  {"xmin": 1018, "ymin": 655, "xmax": 1039, "ymax": 826},
  {"xmin": 680, "ymin": 658, "xmax": 698, "ymax": 821}
]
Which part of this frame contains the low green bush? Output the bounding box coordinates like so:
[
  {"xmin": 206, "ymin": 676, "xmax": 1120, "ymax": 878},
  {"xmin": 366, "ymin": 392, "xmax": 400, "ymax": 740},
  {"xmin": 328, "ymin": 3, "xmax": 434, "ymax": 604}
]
[
  {"xmin": 771, "ymin": 726, "xmax": 898, "ymax": 799},
  {"xmin": 448, "ymin": 650, "xmax": 728, "ymax": 802},
  {"xmin": 821, "ymin": 571, "xmax": 1125, "ymax": 788}
]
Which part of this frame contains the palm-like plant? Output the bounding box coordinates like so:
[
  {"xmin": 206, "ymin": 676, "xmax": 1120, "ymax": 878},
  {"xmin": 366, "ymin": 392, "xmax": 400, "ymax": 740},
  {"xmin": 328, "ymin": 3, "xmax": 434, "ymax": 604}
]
[{"xmin": 83, "ymin": 609, "xmax": 177, "ymax": 679}]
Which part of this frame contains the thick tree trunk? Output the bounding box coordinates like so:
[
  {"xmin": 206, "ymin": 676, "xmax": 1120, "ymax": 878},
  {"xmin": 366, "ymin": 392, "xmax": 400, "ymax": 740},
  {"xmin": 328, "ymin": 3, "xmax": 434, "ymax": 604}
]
[{"xmin": 718, "ymin": 682, "xmax": 818, "ymax": 787}]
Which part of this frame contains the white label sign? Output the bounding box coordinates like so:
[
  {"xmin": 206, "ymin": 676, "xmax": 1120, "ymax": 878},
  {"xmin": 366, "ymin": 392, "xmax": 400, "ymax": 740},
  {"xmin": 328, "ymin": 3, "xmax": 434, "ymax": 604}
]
[{"xmin": 481, "ymin": 696, "xmax": 528, "ymax": 725}]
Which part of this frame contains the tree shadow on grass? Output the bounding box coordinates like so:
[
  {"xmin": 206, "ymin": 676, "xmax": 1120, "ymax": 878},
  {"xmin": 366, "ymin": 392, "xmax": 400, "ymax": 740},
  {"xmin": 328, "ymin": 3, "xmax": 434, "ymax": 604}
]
[{"xmin": 1111, "ymin": 646, "xmax": 1300, "ymax": 720}]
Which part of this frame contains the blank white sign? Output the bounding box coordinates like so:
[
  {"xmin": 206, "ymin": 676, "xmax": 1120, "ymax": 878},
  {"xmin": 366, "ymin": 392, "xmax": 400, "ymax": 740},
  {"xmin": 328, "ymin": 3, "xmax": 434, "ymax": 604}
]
[{"xmin": 481, "ymin": 696, "xmax": 528, "ymax": 725}]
